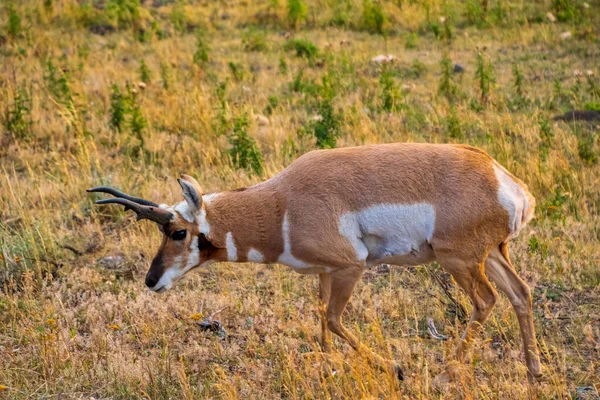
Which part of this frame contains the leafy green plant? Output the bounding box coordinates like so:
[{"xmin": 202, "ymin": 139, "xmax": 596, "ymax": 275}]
[
  {"xmin": 5, "ymin": 88, "xmax": 32, "ymax": 141},
  {"xmin": 363, "ymin": 0, "xmax": 387, "ymax": 35},
  {"xmin": 287, "ymin": 0, "xmax": 307, "ymax": 30},
  {"xmin": 193, "ymin": 30, "xmax": 210, "ymax": 65},
  {"xmin": 300, "ymin": 74, "xmax": 342, "ymax": 149},
  {"xmin": 139, "ymin": 60, "xmax": 151, "ymax": 84},
  {"xmin": 43, "ymin": 60, "xmax": 73, "ymax": 107},
  {"xmin": 475, "ymin": 49, "xmax": 495, "ymax": 105},
  {"xmin": 171, "ymin": 1, "xmax": 186, "ymax": 34},
  {"xmin": 538, "ymin": 115, "xmax": 554, "ymax": 161},
  {"xmin": 405, "ymin": 33, "xmax": 418, "ymax": 49},
  {"xmin": 380, "ymin": 66, "xmax": 402, "ymax": 113},
  {"xmin": 160, "ymin": 62, "xmax": 171, "ymax": 90},
  {"xmin": 284, "ymin": 39, "xmax": 319, "ymax": 59},
  {"xmin": 265, "ymin": 95, "xmax": 280, "ymax": 115},
  {"xmin": 552, "ymin": 0, "xmax": 580, "ymax": 22},
  {"xmin": 279, "ymin": 57, "xmax": 288, "ymax": 74},
  {"xmin": 465, "ymin": 0, "xmax": 487, "ymax": 28},
  {"xmin": 228, "ymin": 62, "xmax": 245, "ymax": 81},
  {"xmin": 242, "ymin": 29, "xmax": 269, "ymax": 52},
  {"xmin": 127, "ymin": 85, "xmax": 147, "ymax": 149},
  {"xmin": 105, "ymin": 0, "xmax": 141, "ymax": 29},
  {"xmin": 7, "ymin": 4, "xmax": 22, "ymax": 38},
  {"xmin": 513, "ymin": 63, "xmax": 524, "ymax": 98},
  {"xmin": 109, "ymin": 84, "xmax": 127, "ymax": 133},
  {"xmin": 438, "ymin": 52, "xmax": 458, "ymax": 103},
  {"xmin": 578, "ymin": 138, "xmax": 597, "ymax": 165},
  {"xmin": 445, "ymin": 105, "xmax": 463, "ymax": 139},
  {"xmin": 228, "ymin": 114, "xmax": 264, "ymax": 175}
]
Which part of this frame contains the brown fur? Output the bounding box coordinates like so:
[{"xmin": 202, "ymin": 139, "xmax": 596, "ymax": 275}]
[{"xmin": 141, "ymin": 143, "xmax": 540, "ymax": 383}]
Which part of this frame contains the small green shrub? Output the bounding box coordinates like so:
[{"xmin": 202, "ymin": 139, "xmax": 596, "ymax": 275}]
[
  {"xmin": 438, "ymin": 52, "xmax": 458, "ymax": 103},
  {"xmin": 363, "ymin": 0, "xmax": 387, "ymax": 35},
  {"xmin": 43, "ymin": 60, "xmax": 73, "ymax": 107},
  {"xmin": 380, "ymin": 66, "xmax": 402, "ymax": 113},
  {"xmin": 7, "ymin": 4, "xmax": 22, "ymax": 38},
  {"xmin": 5, "ymin": 88, "xmax": 32, "ymax": 141},
  {"xmin": 109, "ymin": 84, "xmax": 127, "ymax": 133},
  {"xmin": 284, "ymin": 39, "xmax": 319, "ymax": 59},
  {"xmin": 552, "ymin": 0, "xmax": 580, "ymax": 22},
  {"xmin": 445, "ymin": 105, "xmax": 463, "ymax": 139},
  {"xmin": 300, "ymin": 74, "xmax": 342, "ymax": 149},
  {"xmin": 105, "ymin": 0, "xmax": 141, "ymax": 29},
  {"xmin": 465, "ymin": 0, "xmax": 487, "ymax": 28},
  {"xmin": 171, "ymin": 1, "xmax": 186, "ymax": 34},
  {"xmin": 228, "ymin": 62, "xmax": 245, "ymax": 81},
  {"xmin": 193, "ymin": 30, "xmax": 210, "ymax": 64},
  {"xmin": 242, "ymin": 29, "xmax": 269, "ymax": 52},
  {"xmin": 279, "ymin": 58, "xmax": 288, "ymax": 74},
  {"xmin": 139, "ymin": 60, "xmax": 151, "ymax": 84},
  {"xmin": 160, "ymin": 62, "xmax": 171, "ymax": 90},
  {"xmin": 287, "ymin": 0, "xmax": 307, "ymax": 30},
  {"xmin": 578, "ymin": 138, "xmax": 597, "ymax": 165},
  {"xmin": 475, "ymin": 49, "xmax": 495, "ymax": 105},
  {"xmin": 265, "ymin": 95, "xmax": 280, "ymax": 115},
  {"xmin": 513, "ymin": 63, "xmax": 524, "ymax": 98},
  {"xmin": 405, "ymin": 33, "xmax": 418, "ymax": 49},
  {"xmin": 538, "ymin": 116, "xmax": 554, "ymax": 161},
  {"xmin": 228, "ymin": 114, "xmax": 264, "ymax": 175}
]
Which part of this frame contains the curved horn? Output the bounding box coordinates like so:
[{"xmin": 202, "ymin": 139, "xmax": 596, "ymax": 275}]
[
  {"xmin": 87, "ymin": 187, "xmax": 159, "ymax": 207},
  {"xmin": 93, "ymin": 198, "xmax": 174, "ymax": 225}
]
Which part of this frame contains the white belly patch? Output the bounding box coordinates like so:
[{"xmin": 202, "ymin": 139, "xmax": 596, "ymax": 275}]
[{"xmin": 339, "ymin": 203, "xmax": 436, "ymax": 265}]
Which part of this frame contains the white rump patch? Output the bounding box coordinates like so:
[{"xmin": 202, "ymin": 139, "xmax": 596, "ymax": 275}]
[
  {"xmin": 247, "ymin": 248, "xmax": 265, "ymax": 263},
  {"xmin": 339, "ymin": 203, "xmax": 436, "ymax": 265},
  {"xmin": 277, "ymin": 213, "xmax": 310, "ymax": 269},
  {"xmin": 493, "ymin": 162, "xmax": 533, "ymax": 239},
  {"xmin": 226, "ymin": 232, "xmax": 237, "ymax": 261}
]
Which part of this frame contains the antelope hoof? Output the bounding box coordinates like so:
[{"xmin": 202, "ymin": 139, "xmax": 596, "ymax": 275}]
[{"xmin": 527, "ymin": 370, "xmax": 543, "ymax": 384}]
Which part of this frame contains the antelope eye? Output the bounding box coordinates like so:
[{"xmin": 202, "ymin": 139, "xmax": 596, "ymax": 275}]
[{"xmin": 171, "ymin": 230, "xmax": 187, "ymax": 241}]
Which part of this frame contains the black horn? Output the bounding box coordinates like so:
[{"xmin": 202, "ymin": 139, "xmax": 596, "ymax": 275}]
[{"xmin": 87, "ymin": 187, "xmax": 173, "ymax": 225}]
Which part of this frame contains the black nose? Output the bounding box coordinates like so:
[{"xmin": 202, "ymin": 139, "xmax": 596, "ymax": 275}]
[{"xmin": 145, "ymin": 273, "xmax": 159, "ymax": 288}]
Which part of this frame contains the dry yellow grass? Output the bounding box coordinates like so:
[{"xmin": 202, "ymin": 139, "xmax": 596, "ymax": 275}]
[{"xmin": 1, "ymin": 0, "xmax": 599, "ymax": 398}]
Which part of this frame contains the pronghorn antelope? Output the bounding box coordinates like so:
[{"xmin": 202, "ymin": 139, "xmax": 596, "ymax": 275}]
[{"xmin": 88, "ymin": 143, "xmax": 542, "ymax": 384}]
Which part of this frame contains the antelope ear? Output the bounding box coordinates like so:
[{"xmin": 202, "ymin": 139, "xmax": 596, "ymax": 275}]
[{"xmin": 177, "ymin": 174, "xmax": 203, "ymax": 214}]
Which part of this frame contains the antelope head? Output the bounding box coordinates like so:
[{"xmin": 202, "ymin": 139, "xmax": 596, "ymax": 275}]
[{"xmin": 88, "ymin": 175, "xmax": 222, "ymax": 292}]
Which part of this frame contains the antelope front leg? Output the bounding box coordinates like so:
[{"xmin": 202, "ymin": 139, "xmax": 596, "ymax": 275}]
[
  {"xmin": 318, "ymin": 273, "xmax": 332, "ymax": 352},
  {"xmin": 326, "ymin": 267, "xmax": 402, "ymax": 380}
]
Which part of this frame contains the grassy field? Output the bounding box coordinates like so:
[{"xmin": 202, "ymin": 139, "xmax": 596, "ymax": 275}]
[{"xmin": 1, "ymin": 0, "xmax": 599, "ymax": 398}]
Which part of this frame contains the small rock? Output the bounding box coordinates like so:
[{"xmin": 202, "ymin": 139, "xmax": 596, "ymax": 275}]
[
  {"xmin": 97, "ymin": 255, "xmax": 124, "ymax": 270},
  {"xmin": 439, "ymin": 16, "xmax": 446, "ymax": 23},
  {"xmin": 138, "ymin": 82, "xmax": 147, "ymax": 89},
  {"xmin": 453, "ymin": 63, "xmax": 465, "ymax": 73},
  {"xmin": 560, "ymin": 31, "xmax": 572, "ymax": 40},
  {"xmin": 583, "ymin": 2, "xmax": 590, "ymax": 8},
  {"xmin": 371, "ymin": 54, "xmax": 396, "ymax": 63},
  {"xmin": 547, "ymin": 12, "xmax": 556, "ymax": 23},
  {"xmin": 256, "ymin": 114, "xmax": 269, "ymax": 126},
  {"xmin": 312, "ymin": 114, "xmax": 323, "ymax": 121},
  {"xmin": 585, "ymin": 70, "xmax": 594, "ymax": 76}
]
